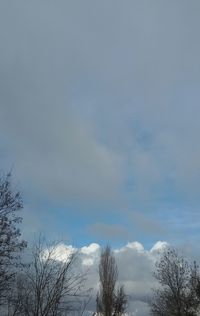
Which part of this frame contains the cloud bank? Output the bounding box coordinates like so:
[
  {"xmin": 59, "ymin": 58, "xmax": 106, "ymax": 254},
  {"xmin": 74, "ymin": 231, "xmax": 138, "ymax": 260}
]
[{"xmin": 47, "ymin": 241, "xmax": 168, "ymax": 316}]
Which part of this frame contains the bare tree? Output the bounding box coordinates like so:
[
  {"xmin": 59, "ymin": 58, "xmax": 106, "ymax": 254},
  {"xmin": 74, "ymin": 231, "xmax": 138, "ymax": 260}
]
[
  {"xmin": 96, "ymin": 246, "xmax": 127, "ymax": 316},
  {"xmin": 113, "ymin": 286, "xmax": 127, "ymax": 316},
  {"xmin": 0, "ymin": 172, "xmax": 26, "ymax": 305},
  {"xmin": 150, "ymin": 248, "xmax": 200, "ymax": 316},
  {"xmin": 10, "ymin": 237, "xmax": 88, "ymax": 316}
]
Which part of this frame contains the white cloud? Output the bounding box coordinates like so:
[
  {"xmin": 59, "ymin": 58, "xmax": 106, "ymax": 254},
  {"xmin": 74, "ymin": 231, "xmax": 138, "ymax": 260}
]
[
  {"xmin": 126, "ymin": 242, "xmax": 144, "ymax": 252},
  {"xmin": 150, "ymin": 241, "xmax": 169, "ymax": 253},
  {"xmin": 44, "ymin": 241, "xmax": 169, "ymax": 315},
  {"xmin": 81, "ymin": 243, "xmax": 100, "ymax": 255},
  {"xmin": 42, "ymin": 243, "xmax": 76, "ymax": 262},
  {"xmin": 81, "ymin": 243, "xmax": 100, "ymax": 266}
]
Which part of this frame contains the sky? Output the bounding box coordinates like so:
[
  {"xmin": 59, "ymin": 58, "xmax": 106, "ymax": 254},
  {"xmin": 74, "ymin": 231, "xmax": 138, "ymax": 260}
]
[
  {"xmin": 1, "ymin": 2, "xmax": 200, "ymax": 314},
  {"xmin": 1, "ymin": 0, "xmax": 200, "ymax": 247}
]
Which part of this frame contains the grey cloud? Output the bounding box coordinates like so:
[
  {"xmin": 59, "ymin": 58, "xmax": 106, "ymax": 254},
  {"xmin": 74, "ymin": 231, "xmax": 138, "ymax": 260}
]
[
  {"xmin": 0, "ymin": 1, "xmax": 128, "ymax": 207},
  {"xmin": 51, "ymin": 241, "xmax": 168, "ymax": 316},
  {"xmin": 88, "ymin": 223, "xmax": 131, "ymax": 241},
  {"xmin": 0, "ymin": 102, "xmax": 122, "ymax": 207},
  {"xmin": 1, "ymin": 1, "xmax": 200, "ymax": 232},
  {"xmin": 130, "ymin": 212, "xmax": 165, "ymax": 236}
]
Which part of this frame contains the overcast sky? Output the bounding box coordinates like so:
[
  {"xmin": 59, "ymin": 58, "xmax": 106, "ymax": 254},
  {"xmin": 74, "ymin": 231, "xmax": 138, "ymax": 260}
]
[{"xmin": 1, "ymin": 2, "xmax": 200, "ymax": 313}]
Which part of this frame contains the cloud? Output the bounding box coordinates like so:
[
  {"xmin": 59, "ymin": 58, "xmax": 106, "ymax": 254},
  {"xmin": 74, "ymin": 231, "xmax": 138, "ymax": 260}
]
[
  {"xmin": 88, "ymin": 223, "xmax": 131, "ymax": 241},
  {"xmin": 81, "ymin": 243, "xmax": 100, "ymax": 255},
  {"xmin": 1, "ymin": 1, "xmax": 200, "ymax": 244},
  {"xmin": 42, "ymin": 243, "xmax": 77, "ymax": 263},
  {"xmin": 130, "ymin": 212, "xmax": 165, "ymax": 236},
  {"xmin": 46, "ymin": 240, "xmax": 168, "ymax": 315},
  {"xmin": 0, "ymin": 103, "xmax": 122, "ymax": 206},
  {"xmin": 81, "ymin": 243, "xmax": 100, "ymax": 266}
]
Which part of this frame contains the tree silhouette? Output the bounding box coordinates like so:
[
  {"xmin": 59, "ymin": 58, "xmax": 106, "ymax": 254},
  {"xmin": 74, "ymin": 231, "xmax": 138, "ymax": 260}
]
[
  {"xmin": 0, "ymin": 172, "xmax": 26, "ymax": 304},
  {"xmin": 150, "ymin": 248, "xmax": 200, "ymax": 316},
  {"xmin": 97, "ymin": 246, "xmax": 127, "ymax": 316}
]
